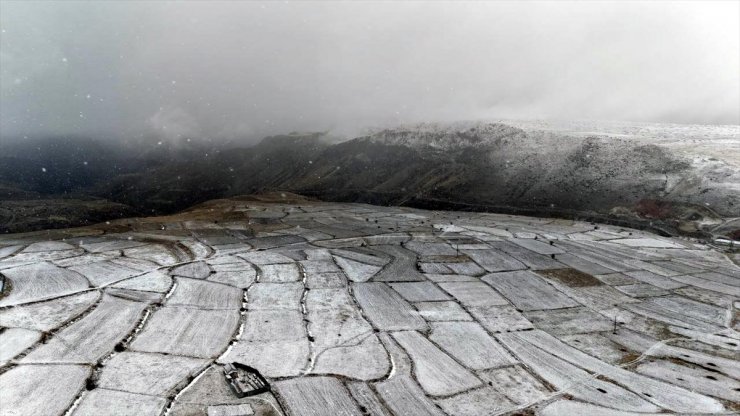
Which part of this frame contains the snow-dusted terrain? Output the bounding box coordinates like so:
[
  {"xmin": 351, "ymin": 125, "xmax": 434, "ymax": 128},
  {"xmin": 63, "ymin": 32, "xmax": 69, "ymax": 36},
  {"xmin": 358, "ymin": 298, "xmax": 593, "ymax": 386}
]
[
  {"xmin": 355, "ymin": 120, "xmax": 740, "ymax": 239},
  {"xmin": 3, "ymin": 120, "xmax": 738, "ymax": 240},
  {"xmin": 365, "ymin": 119, "xmax": 739, "ymax": 164},
  {"xmin": 0, "ymin": 194, "xmax": 737, "ymax": 415}
]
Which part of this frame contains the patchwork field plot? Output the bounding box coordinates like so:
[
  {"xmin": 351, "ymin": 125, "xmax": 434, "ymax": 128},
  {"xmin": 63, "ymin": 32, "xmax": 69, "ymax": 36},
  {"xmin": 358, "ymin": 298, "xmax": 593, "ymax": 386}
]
[
  {"xmin": 0, "ymin": 197, "xmax": 737, "ymax": 415},
  {"xmin": 0, "ymin": 262, "xmax": 89, "ymax": 307}
]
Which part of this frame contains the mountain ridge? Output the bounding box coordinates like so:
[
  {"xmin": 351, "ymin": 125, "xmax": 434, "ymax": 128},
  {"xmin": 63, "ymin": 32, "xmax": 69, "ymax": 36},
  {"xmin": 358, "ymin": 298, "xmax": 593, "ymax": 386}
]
[{"xmin": 1, "ymin": 121, "xmax": 737, "ymax": 238}]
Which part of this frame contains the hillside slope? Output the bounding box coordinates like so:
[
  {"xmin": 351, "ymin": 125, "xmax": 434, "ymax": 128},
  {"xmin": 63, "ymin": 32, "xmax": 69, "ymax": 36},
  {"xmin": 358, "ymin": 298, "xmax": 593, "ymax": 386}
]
[{"xmin": 1, "ymin": 122, "xmax": 737, "ymax": 237}]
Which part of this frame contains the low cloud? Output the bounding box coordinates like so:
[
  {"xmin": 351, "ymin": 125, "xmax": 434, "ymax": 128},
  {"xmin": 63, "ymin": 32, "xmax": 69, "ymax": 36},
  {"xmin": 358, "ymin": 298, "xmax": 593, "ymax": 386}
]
[
  {"xmin": 148, "ymin": 106, "xmax": 200, "ymax": 142},
  {"xmin": 1, "ymin": 1, "xmax": 738, "ymax": 142}
]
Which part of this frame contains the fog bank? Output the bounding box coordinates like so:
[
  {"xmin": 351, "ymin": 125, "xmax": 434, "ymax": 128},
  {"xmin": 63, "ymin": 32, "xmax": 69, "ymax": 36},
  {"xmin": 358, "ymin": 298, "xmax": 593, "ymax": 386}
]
[{"xmin": 1, "ymin": 1, "xmax": 738, "ymax": 142}]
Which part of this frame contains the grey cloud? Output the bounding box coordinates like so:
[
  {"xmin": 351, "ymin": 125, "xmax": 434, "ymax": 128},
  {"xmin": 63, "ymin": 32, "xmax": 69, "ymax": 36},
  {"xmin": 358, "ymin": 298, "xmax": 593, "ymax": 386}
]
[{"xmin": 1, "ymin": 0, "xmax": 738, "ymax": 142}]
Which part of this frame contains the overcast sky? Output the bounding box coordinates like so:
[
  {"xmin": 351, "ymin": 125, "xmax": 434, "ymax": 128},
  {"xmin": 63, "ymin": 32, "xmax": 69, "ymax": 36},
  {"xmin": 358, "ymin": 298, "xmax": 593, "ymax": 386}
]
[{"xmin": 1, "ymin": 1, "xmax": 738, "ymax": 141}]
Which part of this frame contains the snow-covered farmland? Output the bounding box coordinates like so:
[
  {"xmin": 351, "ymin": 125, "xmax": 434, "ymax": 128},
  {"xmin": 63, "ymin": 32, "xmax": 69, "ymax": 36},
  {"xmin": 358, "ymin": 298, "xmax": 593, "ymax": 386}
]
[{"xmin": 0, "ymin": 198, "xmax": 738, "ymax": 415}]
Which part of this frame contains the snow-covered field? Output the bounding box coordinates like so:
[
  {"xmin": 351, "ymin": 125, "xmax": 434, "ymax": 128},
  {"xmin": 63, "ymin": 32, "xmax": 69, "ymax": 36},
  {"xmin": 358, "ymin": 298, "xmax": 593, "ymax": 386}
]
[{"xmin": 0, "ymin": 197, "xmax": 738, "ymax": 415}]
